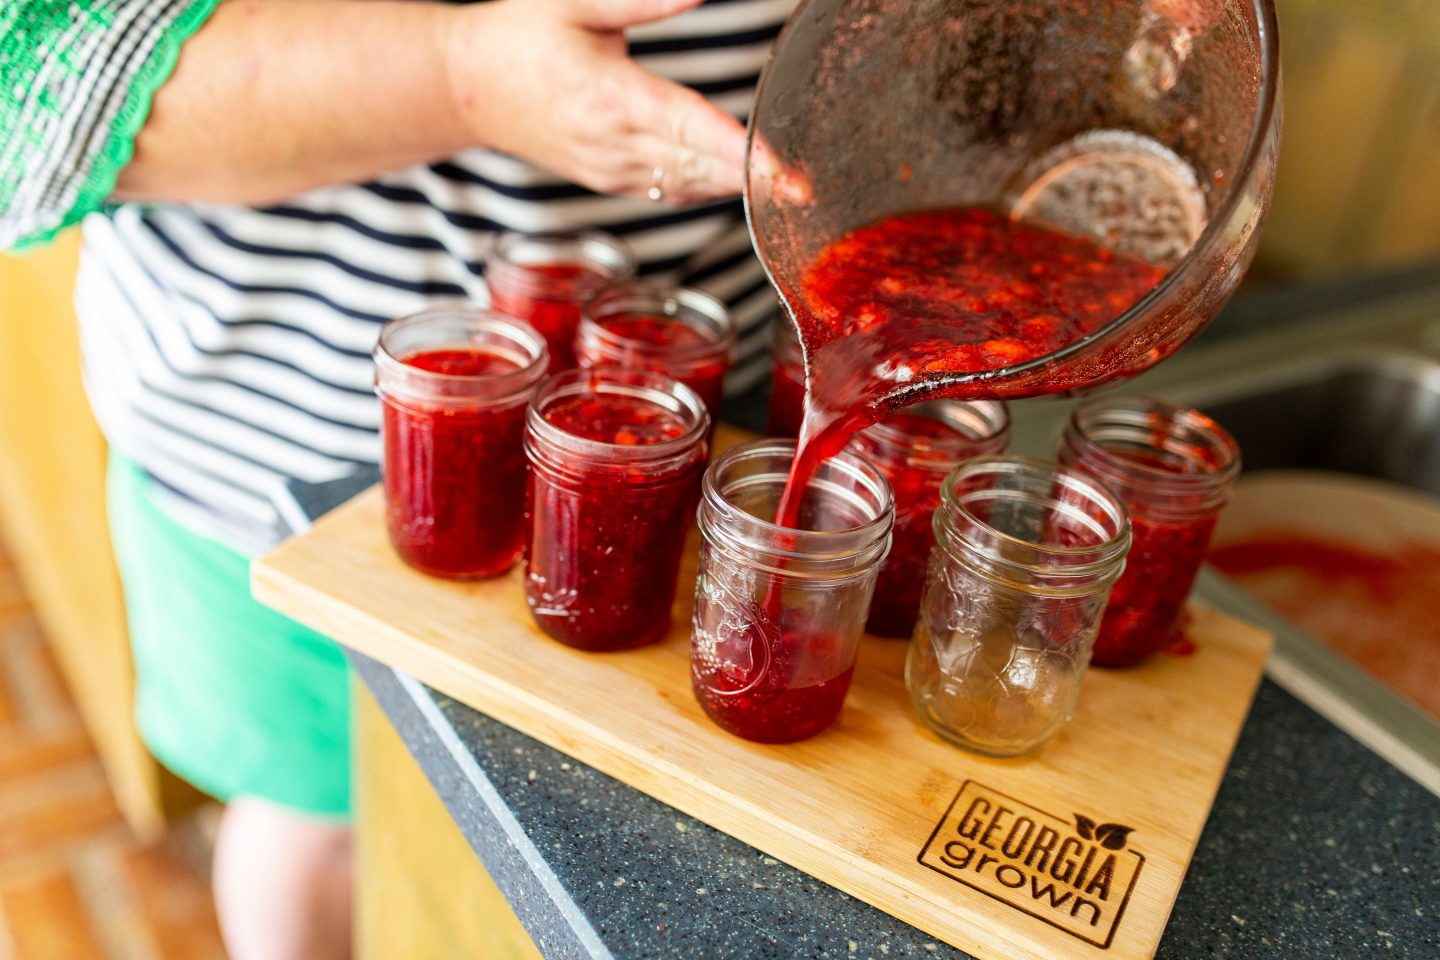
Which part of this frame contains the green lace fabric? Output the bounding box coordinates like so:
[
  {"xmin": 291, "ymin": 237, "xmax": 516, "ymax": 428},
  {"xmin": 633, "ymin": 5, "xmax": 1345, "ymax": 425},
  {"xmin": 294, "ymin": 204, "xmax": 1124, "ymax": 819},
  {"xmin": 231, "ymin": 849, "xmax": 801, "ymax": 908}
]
[{"xmin": 0, "ymin": 0, "xmax": 220, "ymax": 251}]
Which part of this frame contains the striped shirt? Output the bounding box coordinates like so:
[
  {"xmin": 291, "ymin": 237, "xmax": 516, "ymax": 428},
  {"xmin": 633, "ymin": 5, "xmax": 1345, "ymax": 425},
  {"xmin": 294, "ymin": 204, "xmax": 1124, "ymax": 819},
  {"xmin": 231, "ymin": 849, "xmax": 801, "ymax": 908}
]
[{"xmin": 56, "ymin": 0, "xmax": 792, "ymax": 553}]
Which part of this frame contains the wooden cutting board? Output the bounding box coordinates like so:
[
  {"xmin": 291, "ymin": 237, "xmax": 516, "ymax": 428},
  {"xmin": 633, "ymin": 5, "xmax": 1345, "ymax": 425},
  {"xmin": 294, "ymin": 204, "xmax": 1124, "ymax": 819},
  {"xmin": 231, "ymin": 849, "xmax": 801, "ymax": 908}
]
[{"xmin": 253, "ymin": 427, "xmax": 1271, "ymax": 960}]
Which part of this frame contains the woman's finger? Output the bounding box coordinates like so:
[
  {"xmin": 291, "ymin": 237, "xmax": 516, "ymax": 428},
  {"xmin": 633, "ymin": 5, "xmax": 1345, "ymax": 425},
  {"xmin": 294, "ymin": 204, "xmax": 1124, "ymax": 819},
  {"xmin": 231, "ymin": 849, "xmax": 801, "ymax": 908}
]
[
  {"xmin": 631, "ymin": 133, "xmax": 742, "ymax": 204},
  {"xmin": 628, "ymin": 70, "xmax": 748, "ymax": 177},
  {"xmin": 748, "ymin": 131, "xmax": 814, "ymax": 206},
  {"xmin": 561, "ymin": 0, "xmax": 704, "ymax": 31}
]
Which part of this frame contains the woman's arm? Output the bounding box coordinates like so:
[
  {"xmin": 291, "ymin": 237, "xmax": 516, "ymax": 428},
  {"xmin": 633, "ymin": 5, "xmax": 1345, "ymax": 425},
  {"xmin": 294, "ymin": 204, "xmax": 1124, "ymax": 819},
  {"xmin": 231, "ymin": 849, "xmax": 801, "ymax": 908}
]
[
  {"xmin": 117, "ymin": 0, "xmax": 748, "ymax": 206},
  {"xmin": 114, "ymin": 0, "xmax": 469, "ymax": 205}
]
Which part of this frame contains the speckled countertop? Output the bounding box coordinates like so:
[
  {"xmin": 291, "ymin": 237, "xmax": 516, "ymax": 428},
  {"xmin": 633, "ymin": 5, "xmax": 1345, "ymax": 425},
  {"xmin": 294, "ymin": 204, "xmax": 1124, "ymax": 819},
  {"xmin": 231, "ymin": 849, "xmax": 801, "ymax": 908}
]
[
  {"xmin": 352, "ymin": 658, "xmax": 1438, "ymax": 960},
  {"xmin": 332, "ymin": 271, "xmax": 1440, "ymax": 958}
]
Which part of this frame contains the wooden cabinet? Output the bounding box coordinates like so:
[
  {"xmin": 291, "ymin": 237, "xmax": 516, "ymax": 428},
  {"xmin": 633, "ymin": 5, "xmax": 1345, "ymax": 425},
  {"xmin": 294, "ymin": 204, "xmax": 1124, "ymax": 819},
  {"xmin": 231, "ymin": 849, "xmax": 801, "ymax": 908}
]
[
  {"xmin": 0, "ymin": 235, "xmax": 197, "ymax": 838},
  {"xmin": 354, "ymin": 680, "xmax": 540, "ymax": 960}
]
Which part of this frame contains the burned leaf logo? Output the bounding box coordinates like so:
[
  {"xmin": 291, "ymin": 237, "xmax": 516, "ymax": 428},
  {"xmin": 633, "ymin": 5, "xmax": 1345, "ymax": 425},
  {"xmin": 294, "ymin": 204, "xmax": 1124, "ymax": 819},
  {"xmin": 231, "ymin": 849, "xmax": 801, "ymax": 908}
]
[
  {"xmin": 920, "ymin": 783, "xmax": 1145, "ymax": 949},
  {"xmin": 1074, "ymin": 815, "xmax": 1134, "ymax": 851}
]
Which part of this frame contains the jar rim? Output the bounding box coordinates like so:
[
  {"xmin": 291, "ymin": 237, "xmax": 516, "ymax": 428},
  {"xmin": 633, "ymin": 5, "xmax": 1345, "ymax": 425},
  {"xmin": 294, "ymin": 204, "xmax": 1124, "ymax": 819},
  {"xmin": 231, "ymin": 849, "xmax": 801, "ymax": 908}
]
[
  {"xmin": 1063, "ymin": 395, "xmax": 1240, "ymax": 505},
  {"xmin": 699, "ymin": 438, "xmax": 894, "ymax": 567},
  {"xmin": 578, "ymin": 283, "xmax": 737, "ymax": 367},
  {"xmin": 526, "ymin": 367, "xmax": 710, "ymax": 464},
  {"xmin": 374, "ymin": 308, "xmax": 549, "ymax": 405},
  {"xmin": 858, "ymin": 399, "xmax": 1011, "ymax": 453},
  {"xmin": 938, "ymin": 455, "xmax": 1130, "ymax": 579},
  {"xmin": 486, "ymin": 230, "xmax": 638, "ymax": 298}
]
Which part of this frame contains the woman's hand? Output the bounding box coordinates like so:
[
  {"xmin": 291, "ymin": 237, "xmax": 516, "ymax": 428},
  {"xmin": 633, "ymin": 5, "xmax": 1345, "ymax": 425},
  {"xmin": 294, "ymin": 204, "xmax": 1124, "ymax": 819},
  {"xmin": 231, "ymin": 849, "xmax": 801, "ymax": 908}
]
[{"xmin": 449, "ymin": 0, "xmax": 749, "ymax": 205}]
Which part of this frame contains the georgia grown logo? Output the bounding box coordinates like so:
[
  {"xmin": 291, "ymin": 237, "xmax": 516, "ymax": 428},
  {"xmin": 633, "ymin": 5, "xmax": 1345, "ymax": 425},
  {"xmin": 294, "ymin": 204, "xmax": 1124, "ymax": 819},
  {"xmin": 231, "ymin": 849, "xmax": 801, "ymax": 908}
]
[{"xmin": 919, "ymin": 782, "xmax": 1144, "ymax": 948}]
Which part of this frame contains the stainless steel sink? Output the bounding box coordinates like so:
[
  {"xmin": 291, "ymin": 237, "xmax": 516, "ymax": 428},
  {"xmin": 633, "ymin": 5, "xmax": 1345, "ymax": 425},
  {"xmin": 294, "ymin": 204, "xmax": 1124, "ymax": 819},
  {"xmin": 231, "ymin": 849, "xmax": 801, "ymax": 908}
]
[
  {"xmin": 1197, "ymin": 352, "xmax": 1440, "ymax": 493},
  {"xmin": 1008, "ymin": 285, "xmax": 1440, "ymax": 796}
]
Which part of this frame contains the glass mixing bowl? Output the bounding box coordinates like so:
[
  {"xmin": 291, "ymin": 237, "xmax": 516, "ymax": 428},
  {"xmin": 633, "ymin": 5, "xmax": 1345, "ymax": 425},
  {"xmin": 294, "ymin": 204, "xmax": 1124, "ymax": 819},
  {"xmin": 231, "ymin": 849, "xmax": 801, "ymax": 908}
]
[{"xmin": 745, "ymin": 0, "xmax": 1282, "ymax": 403}]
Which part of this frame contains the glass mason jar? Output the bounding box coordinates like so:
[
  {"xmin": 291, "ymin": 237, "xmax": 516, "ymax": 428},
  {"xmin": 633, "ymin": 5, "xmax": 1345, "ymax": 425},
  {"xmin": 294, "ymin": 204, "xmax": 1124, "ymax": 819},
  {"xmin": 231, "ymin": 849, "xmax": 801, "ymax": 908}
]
[
  {"xmin": 575, "ymin": 284, "xmax": 736, "ymax": 421},
  {"xmin": 524, "ymin": 368, "xmax": 710, "ymax": 651},
  {"xmin": 486, "ymin": 230, "xmax": 637, "ymax": 371},
  {"xmin": 375, "ymin": 309, "xmax": 548, "ymax": 579},
  {"xmin": 1058, "ymin": 395, "xmax": 1241, "ymax": 667},
  {"xmin": 691, "ymin": 439, "xmax": 894, "ymax": 743},
  {"xmin": 848, "ymin": 400, "xmax": 1011, "ymax": 638},
  {"xmin": 907, "ymin": 456, "xmax": 1130, "ymax": 757},
  {"xmin": 765, "ymin": 320, "xmax": 806, "ymax": 438}
]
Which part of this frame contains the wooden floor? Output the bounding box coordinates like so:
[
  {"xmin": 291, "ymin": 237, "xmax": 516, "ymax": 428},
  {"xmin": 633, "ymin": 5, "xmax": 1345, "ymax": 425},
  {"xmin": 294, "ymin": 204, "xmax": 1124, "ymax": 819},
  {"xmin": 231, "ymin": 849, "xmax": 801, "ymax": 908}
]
[{"xmin": 0, "ymin": 542, "xmax": 226, "ymax": 960}]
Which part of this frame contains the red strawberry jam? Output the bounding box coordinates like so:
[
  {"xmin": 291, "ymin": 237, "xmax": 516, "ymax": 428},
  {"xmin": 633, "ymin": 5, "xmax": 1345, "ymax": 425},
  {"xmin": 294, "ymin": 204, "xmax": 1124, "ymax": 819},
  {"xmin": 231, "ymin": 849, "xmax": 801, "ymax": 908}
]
[
  {"xmin": 524, "ymin": 370, "xmax": 709, "ymax": 651},
  {"xmin": 690, "ymin": 440, "xmax": 892, "ymax": 743},
  {"xmin": 404, "ymin": 349, "xmax": 519, "ymax": 377},
  {"xmin": 768, "ymin": 361, "xmax": 806, "ymax": 437},
  {"xmin": 1098, "ymin": 507, "xmax": 1220, "ymax": 663},
  {"xmin": 766, "ymin": 322, "xmax": 806, "ymax": 437},
  {"xmin": 1059, "ymin": 397, "xmax": 1239, "ymax": 666},
  {"xmin": 376, "ymin": 311, "xmax": 548, "ymax": 580},
  {"xmin": 542, "ymin": 394, "xmax": 688, "ymax": 445},
  {"xmin": 692, "ymin": 604, "xmax": 855, "ymax": 744},
  {"xmin": 848, "ymin": 402, "xmax": 1009, "ymax": 638},
  {"xmin": 799, "ymin": 208, "xmax": 1166, "ymax": 378},
  {"xmin": 487, "ymin": 232, "xmax": 636, "ymax": 370},
  {"xmin": 776, "ymin": 207, "xmax": 1167, "ymax": 531},
  {"xmin": 575, "ymin": 287, "xmax": 735, "ymax": 420}
]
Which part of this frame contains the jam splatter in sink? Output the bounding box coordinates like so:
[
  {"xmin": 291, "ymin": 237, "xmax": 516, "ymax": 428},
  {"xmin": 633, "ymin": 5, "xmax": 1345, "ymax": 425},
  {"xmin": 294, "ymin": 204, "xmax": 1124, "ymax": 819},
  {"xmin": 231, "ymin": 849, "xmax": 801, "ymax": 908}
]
[{"xmin": 1209, "ymin": 534, "xmax": 1440, "ymax": 719}]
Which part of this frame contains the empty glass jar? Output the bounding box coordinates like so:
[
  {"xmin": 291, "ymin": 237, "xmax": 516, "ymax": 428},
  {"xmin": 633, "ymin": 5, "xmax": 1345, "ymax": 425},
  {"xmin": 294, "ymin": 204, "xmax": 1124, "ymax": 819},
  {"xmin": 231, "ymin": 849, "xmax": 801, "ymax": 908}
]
[
  {"xmin": 907, "ymin": 456, "xmax": 1130, "ymax": 756},
  {"xmin": 691, "ymin": 439, "xmax": 893, "ymax": 743}
]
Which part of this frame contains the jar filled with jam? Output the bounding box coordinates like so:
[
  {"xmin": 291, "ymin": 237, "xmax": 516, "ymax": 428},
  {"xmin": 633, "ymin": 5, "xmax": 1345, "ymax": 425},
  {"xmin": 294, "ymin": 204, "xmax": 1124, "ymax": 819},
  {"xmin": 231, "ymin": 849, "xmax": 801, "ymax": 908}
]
[
  {"xmin": 691, "ymin": 439, "xmax": 893, "ymax": 743},
  {"xmin": 848, "ymin": 400, "xmax": 1011, "ymax": 638},
  {"xmin": 1058, "ymin": 395, "xmax": 1240, "ymax": 667},
  {"xmin": 575, "ymin": 284, "xmax": 736, "ymax": 421},
  {"xmin": 375, "ymin": 309, "xmax": 548, "ymax": 579},
  {"xmin": 765, "ymin": 320, "xmax": 806, "ymax": 438},
  {"xmin": 524, "ymin": 368, "xmax": 709, "ymax": 651},
  {"xmin": 907, "ymin": 457, "xmax": 1129, "ymax": 757},
  {"xmin": 486, "ymin": 230, "xmax": 637, "ymax": 371}
]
